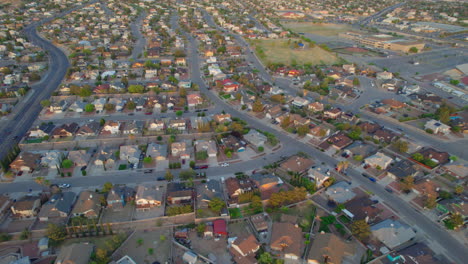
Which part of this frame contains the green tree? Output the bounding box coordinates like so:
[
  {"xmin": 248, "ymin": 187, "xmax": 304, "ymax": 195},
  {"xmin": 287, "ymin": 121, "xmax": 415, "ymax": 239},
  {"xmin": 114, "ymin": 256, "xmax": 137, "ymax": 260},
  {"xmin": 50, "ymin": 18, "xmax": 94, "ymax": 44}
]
[
  {"xmin": 179, "ymin": 169, "xmax": 196, "ymax": 180},
  {"xmin": 392, "ymin": 140, "xmax": 409, "ymax": 153},
  {"xmin": 252, "ymin": 99, "xmax": 264, "ymax": 112},
  {"xmin": 128, "ymin": 84, "xmax": 145, "ymax": 93},
  {"xmin": 196, "ymin": 223, "xmax": 206, "ymax": 235},
  {"xmin": 351, "ymin": 220, "xmax": 371, "ymax": 241},
  {"xmin": 102, "ymin": 182, "xmax": 113, "ymax": 193},
  {"xmin": 126, "ymin": 101, "xmax": 136, "ymax": 110},
  {"xmin": 61, "ymin": 159, "xmax": 73, "ymax": 169},
  {"xmin": 96, "ymin": 248, "xmax": 108, "ymax": 263},
  {"xmin": 20, "ymin": 229, "xmax": 31, "ymax": 240},
  {"xmin": 353, "ymin": 77, "xmax": 360, "ymax": 86},
  {"xmin": 400, "ymin": 176, "xmax": 415, "ymax": 193},
  {"xmin": 454, "ymin": 185, "xmax": 464, "ymax": 195},
  {"xmin": 164, "ymin": 170, "xmax": 174, "ymax": 181},
  {"xmin": 448, "ymin": 213, "xmax": 464, "ymax": 229},
  {"xmin": 424, "ymin": 194, "xmax": 437, "ymax": 209},
  {"xmin": 412, "ymin": 153, "xmax": 424, "ymax": 162},
  {"xmin": 409, "ymin": 47, "xmax": 418, "ymax": 53},
  {"xmin": 258, "ymin": 252, "xmax": 273, "ymax": 264},
  {"xmin": 84, "ymin": 104, "xmax": 95, "ymax": 112},
  {"xmin": 46, "ymin": 223, "xmax": 67, "ymax": 243},
  {"xmin": 40, "ymin": 100, "xmax": 51, "ymax": 107},
  {"xmin": 297, "ymin": 125, "xmax": 309, "ymax": 136},
  {"xmin": 176, "ymin": 110, "xmax": 183, "ymax": 117},
  {"xmin": 209, "ymin": 197, "xmax": 226, "ymax": 213}
]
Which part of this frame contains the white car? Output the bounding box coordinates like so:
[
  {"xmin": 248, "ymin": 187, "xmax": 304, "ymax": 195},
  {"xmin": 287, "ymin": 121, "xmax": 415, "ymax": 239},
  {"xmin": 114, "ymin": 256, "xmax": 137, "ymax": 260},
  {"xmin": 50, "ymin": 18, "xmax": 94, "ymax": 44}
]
[
  {"xmin": 58, "ymin": 183, "xmax": 71, "ymax": 188},
  {"xmin": 220, "ymin": 163, "xmax": 229, "ymax": 167}
]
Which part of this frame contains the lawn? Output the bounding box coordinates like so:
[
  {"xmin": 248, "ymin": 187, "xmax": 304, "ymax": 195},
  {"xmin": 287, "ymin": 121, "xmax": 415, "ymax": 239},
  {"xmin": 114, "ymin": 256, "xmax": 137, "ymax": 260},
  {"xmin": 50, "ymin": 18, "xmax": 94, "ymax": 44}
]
[
  {"xmin": 281, "ymin": 22, "xmax": 352, "ymax": 36},
  {"xmin": 248, "ymin": 38, "xmax": 338, "ymax": 66},
  {"xmin": 229, "ymin": 208, "xmax": 242, "ymax": 219},
  {"xmin": 270, "ymin": 200, "xmax": 316, "ymax": 231}
]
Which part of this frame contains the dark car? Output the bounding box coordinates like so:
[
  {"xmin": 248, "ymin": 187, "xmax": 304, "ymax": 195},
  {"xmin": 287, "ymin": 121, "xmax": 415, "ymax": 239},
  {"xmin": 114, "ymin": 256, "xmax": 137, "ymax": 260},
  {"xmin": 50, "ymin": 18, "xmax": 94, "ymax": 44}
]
[
  {"xmin": 145, "ymin": 112, "xmax": 152, "ymax": 115},
  {"xmin": 157, "ymin": 177, "xmax": 165, "ymax": 181},
  {"xmin": 368, "ymin": 177, "xmax": 377, "ymax": 183},
  {"xmin": 17, "ymin": 171, "xmax": 23, "ymax": 176},
  {"xmin": 144, "ymin": 169, "xmax": 153, "ymax": 174},
  {"xmin": 128, "ymin": 113, "xmax": 134, "ymax": 116},
  {"xmin": 80, "ymin": 166, "xmax": 87, "ymax": 171},
  {"xmin": 385, "ymin": 187, "xmax": 394, "ymax": 193}
]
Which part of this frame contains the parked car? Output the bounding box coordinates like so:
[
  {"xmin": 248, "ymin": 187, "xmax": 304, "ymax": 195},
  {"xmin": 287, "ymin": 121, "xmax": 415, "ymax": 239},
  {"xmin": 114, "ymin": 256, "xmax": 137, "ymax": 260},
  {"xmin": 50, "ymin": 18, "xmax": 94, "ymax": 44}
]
[
  {"xmin": 145, "ymin": 112, "xmax": 152, "ymax": 115},
  {"xmin": 144, "ymin": 169, "xmax": 153, "ymax": 174},
  {"xmin": 385, "ymin": 187, "xmax": 393, "ymax": 193},
  {"xmin": 156, "ymin": 177, "xmax": 165, "ymax": 181},
  {"xmin": 368, "ymin": 177, "xmax": 377, "ymax": 183},
  {"xmin": 17, "ymin": 171, "xmax": 23, "ymax": 176},
  {"xmin": 58, "ymin": 183, "xmax": 71, "ymax": 188},
  {"xmin": 220, "ymin": 162, "xmax": 229, "ymax": 167},
  {"xmin": 80, "ymin": 166, "xmax": 87, "ymax": 171}
]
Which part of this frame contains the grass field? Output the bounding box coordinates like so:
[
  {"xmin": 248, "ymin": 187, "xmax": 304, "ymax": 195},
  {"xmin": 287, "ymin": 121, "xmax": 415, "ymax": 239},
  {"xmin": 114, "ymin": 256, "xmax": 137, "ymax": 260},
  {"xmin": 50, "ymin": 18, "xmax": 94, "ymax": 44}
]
[
  {"xmin": 282, "ymin": 22, "xmax": 352, "ymax": 36},
  {"xmin": 249, "ymin": 38, "xmax": 338, "ymax": 66}
]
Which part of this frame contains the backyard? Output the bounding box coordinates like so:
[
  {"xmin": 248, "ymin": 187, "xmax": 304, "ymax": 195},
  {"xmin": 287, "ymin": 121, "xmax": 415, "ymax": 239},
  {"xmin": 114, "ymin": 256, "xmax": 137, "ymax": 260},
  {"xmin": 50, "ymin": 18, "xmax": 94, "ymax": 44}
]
[
  {"xmin": 281, "ymin": 22, "xmax": 352, "ymax": 36},
  {"xmin": 248, "ymin": 38, "xmax": 338, "ymax": 66}
]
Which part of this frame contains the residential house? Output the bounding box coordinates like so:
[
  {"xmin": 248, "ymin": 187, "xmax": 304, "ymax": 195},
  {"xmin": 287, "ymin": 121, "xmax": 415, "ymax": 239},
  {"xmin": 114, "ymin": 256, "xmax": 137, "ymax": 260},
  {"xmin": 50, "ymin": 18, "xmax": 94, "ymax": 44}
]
[
  {"xmin": 38, "ymin": 192, "xmax": 76, "ymax": 221},
  {"xmin": 213, "ymin": 219, "xmax": 228, "ymax": 236},
  {"xmin": 182, "ymin": 251, "xmax": 198, "ymax": 264},
  {"xmin": 270, "ymin": 222, "xmax": 302, "ymax": 260},
  {"xmin": 308, "ymin": 102, "xmax": 324, "ymax": 112},
  {"xmin": 195, "ymin": 140, "xmax": 217, "ymax": 158},
  {"xmin": 196, "ymin": 179, "xmax": 223, "ymax": 208},
  {"xmin": 358, "ymin": 122, "xmax": 381, "ymax": 134},
  {"xmin": 371, "ymin": 219, "xmax": 416, "ymax": 250},
  {"xmin": 147, "ymin": 119, "xmax": 165, "ymax": 131},
  {"xmin": 94, "ymin": 149, "xmax": 115, "ymax": 168},
  {"xmin": 324, "ymin": 132, "xmax": 353, "ymax": 150},
  {"xmin": 417, "ymin": 148, "xmax": 450, "ymax": 165},
  {"xmin": 307, "ymin": 168, "xmax": 330, "ymax": 187},
  {"xmin": 391, "ymin": 243, "xmax": 444, "ymax": 264},
  {"xmin": 101, "ymin": 121, "xmax": 121, "ymax": 135},
  {"xmin": 364, "ymin": 152, "xmax": 393, "ymax": 170},
  {"xmin": 67, "ymin": 150, "xmax": 90, "ymax": 167},
  {"xmin": 376, "ymin": 71, "xmax": 393, "ymax": 80},
  {"xmin": 49, "ymin": 100, "xmax": 69, "ymax": 113},
  {"xmin": 251, "ymin": 213, "xmax": 269, "ymax": 232},
  {"xmin": 381, "ymin": 99, "xmax": 406, "ymax": 110},
  {"xmin": 424, "ymin": 119, "xmax": 451, "ymax": 135},
  {"xmin": 230, "ymin": 234, "xmax": 261, "ymax": 264},
  {"xmin": 122, "ymin": 121, "xmax": 142, "ymax": 135},
  {"xmin": 108, "ymin": 98, "xmax": 125, "ymax": 111},
  {"xmin": 280, "ymin": 156, "xmax": 315, "ymax": 175},
  {"xmin": 76, "ymin": 121, "xmax": 101, "ymax": 136},
  {"xmin": 55, "ymin": 243, "xmax": 94, "ymax": 264},
  {"xmin": 28, "ymin": 123, "xmax": 55, "ymax": 138},
  {"xmin": 243, "ymin": 130, "xmax": 267, "ymax": 148},
  {"xmin": 307, "ymin": 125, "xmax": 330, "ymax": 140},
  {"xmin": 51, "ymin": 123, "xmax": 79, "ymax": 138},
  {"xmin": 167, "ymin": 183, "xmax": 193, "ymax": 205},
  {"xmin": 40, "ymin": 150, "xmax": 62, "ymax": 168},
  {"xmin": 266, "ymin": 105, "xmax": 283, "ymax": 120},
  {"xmin": 307, "ymin": 233, "xmax": 358, "ymax": 264},
  {"xmin": 344, "ymin": 141, "xmax": 376, "ymax": 158},
  {"xmin": 168, "ymin": 119, "xmax": 186, "ymax": 131},
  {"xmin": 146, "ymin": 143, "xmax": 167, "ymax": 161},
  {"xmin": 222, "ymin": 79, "xmax": 240, "ymax": 93},
  {"xmin": 225, "ymin": 177, "xmax": 257, "ymax": 205},
  {"xmin": 325, "ymin": 181, "xmax": 356, "ymax": 203},
  {"xmin": 119, "ymin": 145, "xmax": 141, "ymax": 164},
  {"xmin": 171, "ymin": 142, "xmax": 187, "ymax": 157},
  {"xmin": 68, "ymin": 101, "xmax": 86, "ymax": 113},
  {"xmin": 250, "ymin": 173, "xmax": 283, "ymax": 192},
  {"xmin": 107, "ymin": 185, "xmax": 134, "ymax": 211},
  {"xmin": 324, "ymin": 108, "xmax": 342, "ymax": 119},
  {"xmin": 71, "ymin": 191, "xmax": 103, "ymax": 219},
  {"xmin": 214, "ymin": 114, "xmax": 231, "ymax": 123},
  {"xmin": 221, "ymin": 135, "xmax": 246, "ymax": 152},
  {"xmin": 187, "ymin": 93, "xmax": 203, "ymax": 108},
  {"xmin": 443, "ymin": 161, "xmax": 468, "ymax": 179},
  {"xmin": 10, "ymin": 196, "xmax": 41, "ymax": 219},
  {"xmin": 135, "ymin": 185, "xmax": 164, "ymax": 211},
  {"xmin": 92, "ymin": 98, "xmax": 107, "ymax": 112},
  {"xmin": 373, "ymin": 128, "xmax": 398, "ymax": 143},
  {"xmin": 10, "ymin": 152, "xmax": 41, "ymax": 172},
  {"xmin": 344, "ymin": 196, "xmax": 383, "ymax": 224},
  {"xmin": 387, "ymin": 160, "xmax": 418, "ymax": 179},
  {"xmin": 291, "ymin": 96, "xmax": 310, "ymax": 108}
]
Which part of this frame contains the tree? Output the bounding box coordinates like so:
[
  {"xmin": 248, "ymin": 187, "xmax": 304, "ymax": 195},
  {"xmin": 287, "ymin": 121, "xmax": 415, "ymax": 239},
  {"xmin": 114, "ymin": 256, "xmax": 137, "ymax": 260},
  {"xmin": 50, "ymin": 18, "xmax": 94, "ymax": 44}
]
[
  {"xmin": 179, "ymin": 169, "xmax": 196, "ymax": 180},
  {"xmin": 196, "ymin": 223, "xmax": 206, "ymax": 235},
  {"xmin": 454, "ymin": 185, "xmax": 464, "ymax": 195},
  {"xmin": 250, "ymin": 195, "xmax": 263, "ymax": 213},
  {"xmin": 448, "ymin": 213, "xmax": 464, "ymax": 229},
  {"xmin": 174, "ymin": 49, "xmax": 186, "ymax": 57},
  {"xmin": 102, "ymin": 182, "xmax": 113, "ymax": 193},
  {"xmin": 280, "ymin": 115, "xmax": 290, "ymax": 129},
  {"xmin": 84, "ymin": 104, "xmax": 95, "ymax": 112},
  {"xmin": 423, "ymin": 194, "xmax": 437, "ymax": 209},
  {"xmin": 46, "ymin": 223, "xmax": 67, "ymax": 242},
  {"xmin": 400, "ymin": 176, "xmax": 415, "ymax": 193},
  {"xmin": 351, "ymin": 220, "xmax": 371, "ymax": 241},
  {"xmin": 449, "ymin": 79, "xmax": 460, "ymax": 86},
  {"xmin": 128, "ymin": 84, "xmax": 145, "ymax": 93},
  {"xmin": 412, "ymin": 153, "xmax": 424, "ymax": 162},
  {"xmin": 258, "ymin": 252, "xmax": 274, "ymax": 264},
  {"xmin": 336, "ymin": 161, "xmax": 349, "ymax": 172},
  {"xmin": 258, "ymin": 146, "xmax": 264, "ymax": 152},
  {"xmin": 40, "ymin": 100, "xmax": 51, "ymax": 107},
  {"xmin": 20, "ymin": 228, "xmax": 31, "ymax": 240},
  {"xmin": 126, "ymin": 101, "xmax": 136, "ymax": 110},
  {"xmin": 409, "ymin": 47, "xmax": 418, "ymax": 53},
  {"xmin": 392, "ymin": 140, "xmax": 409, "ymax": 153},
  {"xmin": 252, "ymin": 99, "xmax": 264, "ymax": 112},
  {"xmin": 96, "ymin": 248, "xmax": 108, "ymax": 263},
  {"xmin": 164, "ymin": 170, "xmax": 173, "ymax": 181},
  {"xmin": 297, "ymin": 125, "xmax": 309, "ymax": 136},
  {"xmin": 121, "ymin": 76, "xmax": 128, "ymax": 87},
  {"xmin": 209, "ymin": 197, "xmax": 226, "ymax": 213},
  {"xmin": 176, "ymin": 110, "xmax": 183, "ymax": 117},
  {"xmin": 104, "ymin": 103, "xmax": 115, "ymax": 111},
  {"xmin": 179, "ymin": 88, "xmax": 187, "ymax": 97},
  {"xmin": 353, "ymin": 77, "xmax": 360, "ymax": 86},
  {"xmin": 347, "ymin": 127, "xmax": 362, "ymax": 140},
  {"xmin": 61, "ymin": 159, "xmax": 73, "ymax": 169}
]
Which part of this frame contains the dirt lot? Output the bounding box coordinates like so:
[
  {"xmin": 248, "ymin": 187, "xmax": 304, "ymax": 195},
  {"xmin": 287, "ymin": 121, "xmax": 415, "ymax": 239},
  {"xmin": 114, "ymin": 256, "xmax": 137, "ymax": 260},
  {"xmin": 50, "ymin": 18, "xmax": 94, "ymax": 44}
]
[
  {"xmin": 228, "ymin": 220, "xmax": 254, "ymax": 237},
  {"xmin": 249, "ymin": 38, "xmax": 338, "ymax": 66},
  {"xmin": 281, "ymin": 22, "xmax": 352, "ymax": 36},
  {"xmin": 188, "ymin": 230, "xmax": 231, "ymax": 263},
  {"xmin": 100, "ymin": 204, "xmax": 135, "ymax": 223},
  {"xmin": 0, "ymin": 218, "xmax": 35, "ymax": 233},
  {"xmin": 115, "ymin": 228, "xmax": 172, "ymax": 264},
  {"xmin": 133, "ymin": 204, "xmax": 165, "ymax": 220}
]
